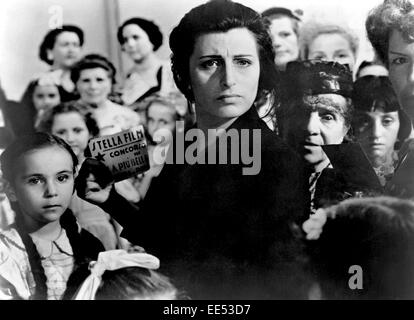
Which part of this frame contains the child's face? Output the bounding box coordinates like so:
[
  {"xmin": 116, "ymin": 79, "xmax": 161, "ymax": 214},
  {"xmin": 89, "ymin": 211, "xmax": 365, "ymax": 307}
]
[
  {"xmin": 51, "ymin": 112, "xmax": 90, "ymax": 158},
  {"xmin": 147, "ymin": 102, "xmax": 176, "ymax": 139},
  {"xmin": 32, "ymin": 84, "xmax": 61, "ymax": 112},
  {"xmin": 9, "ymin": 146, "xmax": 74, "ymax": 229}
]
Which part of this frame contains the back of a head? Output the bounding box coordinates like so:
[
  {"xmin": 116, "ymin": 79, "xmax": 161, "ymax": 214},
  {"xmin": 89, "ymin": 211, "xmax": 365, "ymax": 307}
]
[
  {"xmin": 95, "ymin": 267, "xmax": 179, "ymax": 300},
  {"xmin": 310, "ymin": 196, "xmax": 414, "ymax": 299}
]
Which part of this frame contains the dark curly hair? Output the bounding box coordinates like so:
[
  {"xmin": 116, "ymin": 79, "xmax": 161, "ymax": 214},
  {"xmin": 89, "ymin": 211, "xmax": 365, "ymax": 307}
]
[
  {"xmin": 117, "ymin": 17, "xmax": 163, "ymax": 51},
  {"xmin": 366, "ymin": 0, "xmax": 414, "ymax": 66},
  {"xmin": 39, "ymin": 25, "xmax": 84, "ymax": 65},
  {"xmin": 169, "ymin": 0, "xmax": 278, "ymax": 104}
]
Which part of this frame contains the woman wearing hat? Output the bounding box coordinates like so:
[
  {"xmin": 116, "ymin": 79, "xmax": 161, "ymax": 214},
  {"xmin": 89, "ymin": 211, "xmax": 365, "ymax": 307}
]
[
  {"xmin": 277, "ymin": 60, "xmax": 380, "ymax": 215},
  {"xmin": 352, "ymin": 76, "xmax": 411, "ymax": 187}
]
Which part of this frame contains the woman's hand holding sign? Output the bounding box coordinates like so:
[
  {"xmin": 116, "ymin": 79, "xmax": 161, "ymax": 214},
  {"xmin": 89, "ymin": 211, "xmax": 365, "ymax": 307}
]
[{"xmin": 76, "ymin": 158, "xmax": 115, "ymax": 205}]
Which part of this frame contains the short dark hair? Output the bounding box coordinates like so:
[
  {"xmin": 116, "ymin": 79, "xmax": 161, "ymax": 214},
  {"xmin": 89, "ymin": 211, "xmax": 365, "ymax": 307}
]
[
  {"xmin": 36, "ymin": 100, "xmax": 100, "ymax": 138},
  {"xmin": 366, "ymin": 0, "xmax": 414, "ymax": 66},
  {"xmin": 352, "ymin": 75, "xmax": 411, "ymax": 144},
  {"xmin": 117, "ymin": 17, "xmax": 163, "ymax": 51},
  {"xmin": 71, "ymin": 54, "xmax": 117, "ymax": 85},
  {"xmin": 169, "ymin": 0, "xmax": 278, "ymax": 104},
  {"xmin": 39, "ymin": 25, "xmax": 84, "ymax": 65},
  {"xmin": 0, "ymin": 132, "xmax": 78, "ymax": 183}
]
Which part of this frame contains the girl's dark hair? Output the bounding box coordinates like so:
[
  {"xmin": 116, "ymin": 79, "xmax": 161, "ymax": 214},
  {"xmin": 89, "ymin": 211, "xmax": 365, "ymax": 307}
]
[
  {"xmin": 39, "ymin": 25, "xmax": 84, "ymax": 65},
  {"xmin": 117, "ymin": 17, "xmax": 163, "ymax": 51},
  {"xmin": 36, "ymin": 100, "xmax": 100, "ymax": 138},
  {"xmin": 352, "ymin": 75, "xmax": 412, "ymax": 144},
  {"xmin": 0, "ymin": 132, "xmax": 78, "ymax": 183},
  {"xmin": 169, "ymin": 0, "xmax": 278, "ymax": 104},
  {"xmin": 71, "ymin": 54, "xmax": 117, "ymax": 85},
  {"xmin": 95, "ymin": 267, "xmax": 179, "ymax": 300}
]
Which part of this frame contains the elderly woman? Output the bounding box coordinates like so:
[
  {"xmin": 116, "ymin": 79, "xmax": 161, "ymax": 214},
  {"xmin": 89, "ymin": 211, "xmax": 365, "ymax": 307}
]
[
  {"xmin": 117, "ymin": 17, "xmax": 180, "ymax": 111},
  {"xmin": 300, "ymin": 21, "xmax": 359, "ymax": 73},
  {"xmin": 261, "ymin": 7, "xmax": 302, "ymax": 71},
  {"xmin": 366, "ymin": 0, "xmax": 414, "ymax": 198},
  {"xmin": 277, "ymin": 60, "xmax": 380, "ymax": 214},
  {"xmin": 352, "ymin": 76, "xmax": 411, "ymax": 186},
  {"xmin": 76, "ymin": 0, "xmax": 307, "ymax": 299}
]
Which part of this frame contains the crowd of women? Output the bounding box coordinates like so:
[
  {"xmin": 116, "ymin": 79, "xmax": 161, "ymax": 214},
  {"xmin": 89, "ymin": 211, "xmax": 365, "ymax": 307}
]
[{"xmin": 0, "ymin": 0, "xmax": 414, "ymax": 300}]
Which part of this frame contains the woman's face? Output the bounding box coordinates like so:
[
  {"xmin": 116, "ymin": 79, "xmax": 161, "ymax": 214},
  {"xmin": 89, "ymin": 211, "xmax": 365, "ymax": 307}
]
[
  {"xmin": 48, "ymin": 31, "xmax": 82, "ymax": 69},
  {"xmin": 51, "ymin": 112, "xmax": 91, "ymax": 158},
  {"xmin": 269, "ymin": 16, "xmax": 299, "ymax": 70},
  {"xmin": 283, "ymin": 94, "xmax": 349, "ymax": 171},
  {"xmin": 388, "ymin": 30, "xmax": 414, "ymax": 120},
  {"xmin": 32, "ymin": 84, "xmax": 61, "ymax": 112},
  {"xmin": 189, "ymin": 27, "xmax": 260, "ymax": 127},
  {"xmin": 147, "ymin": 102, "xmax": 176, "ymax": 139},
  {"xmin": 122, "ymin": 24, "xmax": 154, "ymax": 63},
  {"xmin": 355, "ymin": 110, "xmax": 400, "ymax": 166},
  {"xmin": 308, "ymin": 33, "xmax": 355, "ymax": 72},
  {"xmin": 76, "ymin": 67, "xmax": 112, "ymax": 106}
]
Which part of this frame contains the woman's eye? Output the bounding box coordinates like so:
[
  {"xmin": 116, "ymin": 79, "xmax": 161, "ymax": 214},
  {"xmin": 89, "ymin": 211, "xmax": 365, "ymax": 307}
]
[
  {"xmin": 73, "ymin": 127, "xmax": 84, "ymax": 134},
  {"xmin": 55, "ymin": 130, "xmax": 66, "ymax": 136},
  {"xmin": 391, "ymin": 57, "xmax": 407, "ymax": 65},
  {"xmin": 321, "ymin": 114, "xmax": 335, "ymax": 121},
  {"xmin": 235, "ymin": 59, "xmax": 252, "ymax": 67},
  {"xmin": 200, "ymin": 60, "xmax": 220, "ymax": 69}
]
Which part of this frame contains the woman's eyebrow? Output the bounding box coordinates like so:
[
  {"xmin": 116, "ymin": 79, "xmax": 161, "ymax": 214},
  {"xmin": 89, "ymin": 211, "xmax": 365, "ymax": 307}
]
[{"xmin": 389, "ymin": 50, "xmax": 408, "ymax": 56}]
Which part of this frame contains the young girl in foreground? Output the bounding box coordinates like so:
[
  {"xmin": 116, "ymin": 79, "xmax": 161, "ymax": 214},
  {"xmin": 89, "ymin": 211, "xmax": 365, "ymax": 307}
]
[
  {"xmin": 37, "ymin": 102, "xmax": 122, "ymax": 250},
  {"xmin": 0, "ymin": 133, "xmax": 104, "ymax": 300}
]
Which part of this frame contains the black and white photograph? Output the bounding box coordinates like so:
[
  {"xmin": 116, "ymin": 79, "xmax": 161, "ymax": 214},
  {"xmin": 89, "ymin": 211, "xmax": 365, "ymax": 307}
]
[{"xmin": 0, "ymin": 0, "xmax": 413, "ymax": 307}]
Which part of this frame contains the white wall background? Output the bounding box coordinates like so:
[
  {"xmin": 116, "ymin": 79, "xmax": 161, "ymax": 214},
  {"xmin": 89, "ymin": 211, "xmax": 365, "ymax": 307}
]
[{"xmin": 0, "ymin": 0, "xmax": 383, "ymax": 101}]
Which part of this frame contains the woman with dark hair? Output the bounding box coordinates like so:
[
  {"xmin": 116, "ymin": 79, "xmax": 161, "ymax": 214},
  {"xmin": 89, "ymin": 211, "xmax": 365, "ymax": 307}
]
[
  {"xmin": 352, "ymin": 76, "xmax": 411, "ymax": 186},
  {"xmin": 277, "ymin": 60, "xmax": 381, "ymax": 214},
  {"xmin": 366, "ymin": 0, "xmax": 414, "ymax": 198},
  {"xmin": 77, "ymin": 0, "xmax": 307, "ymax": 299},
  {"xmin": 117, "ymin": 17, "xmax": 180, "ymax": 110},
  {"xmin": 261, "ymin": 7, "xmax": 302, "ymax": 71},
  {"xmin": 18, "ymin": 25, "xmax": 84, "ymax": 135}
]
